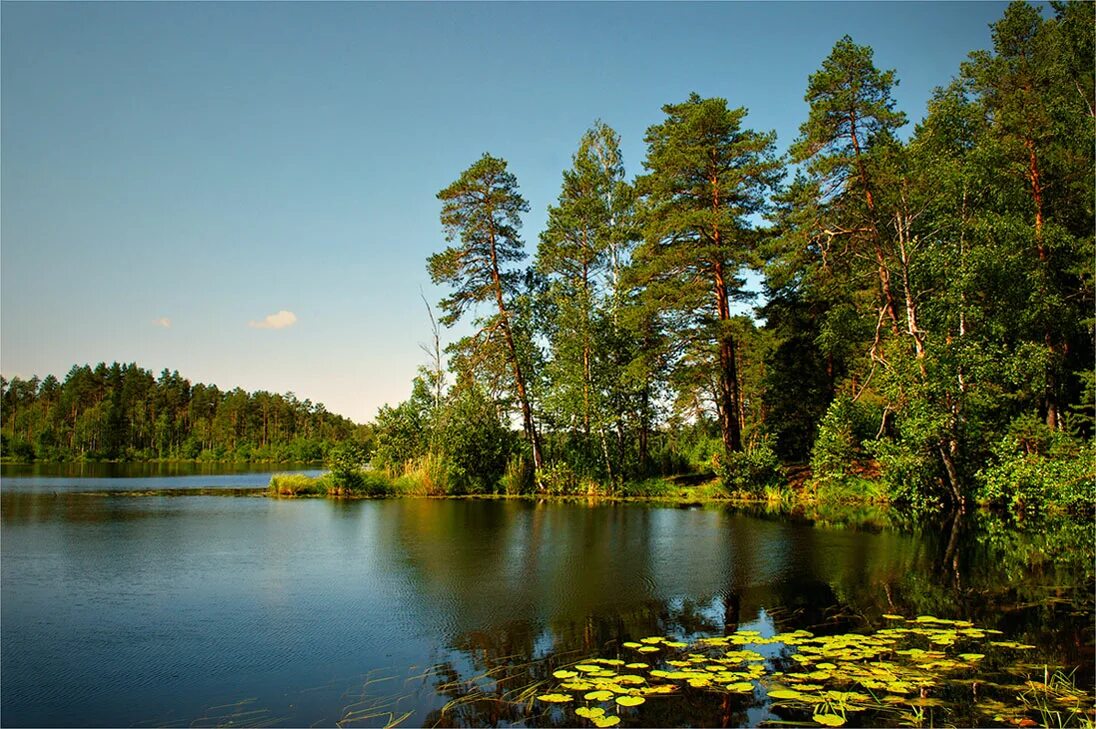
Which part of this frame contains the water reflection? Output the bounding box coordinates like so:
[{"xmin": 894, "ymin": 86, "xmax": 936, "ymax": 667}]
[{"xmin": 0, "ymin": 495, "xmax": 1091, "ymax": 727}]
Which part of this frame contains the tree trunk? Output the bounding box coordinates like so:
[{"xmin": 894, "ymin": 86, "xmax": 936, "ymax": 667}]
[
  {"xmin": 849, "ymin": 111, "xmax": 902, "ymax": 331},
  {"xmin": 1025, "ymin": 137, "xmax": 1060, "ymax": 431},
  {"xmin": 487, "ymin": 232, "xmax": 543, "ymax": 474},
  {"xmin": 713, "ymin": 259, "xmax": 744, "ymax": 454}
]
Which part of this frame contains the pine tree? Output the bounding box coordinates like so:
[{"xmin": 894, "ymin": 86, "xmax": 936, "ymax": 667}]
[
  {"xmin": 428, "ymin": 154, "xmax": 544, "ymax": 473},
  {"xmin": 635, "ymin": 94, "xmax": 781, "ymax": 455}
]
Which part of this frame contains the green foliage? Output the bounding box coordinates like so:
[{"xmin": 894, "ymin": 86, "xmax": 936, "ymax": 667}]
[
  {"xmin": 634, "ymin": 93, "xmax": 781, "ymax": 455},
  {"xmin": 390, "ymin": 453, "xmax": 451, "ymax": 496},
  {"xmin": 325, "ymin": 441, "xmax": 377, "ymax": 494},
  {"xmin": 714, "ymin": 440, "xmax": 782, "ymax": 496},
  {"xmin": 500, "ymin": 453, "xmax": 535, "ymax": 495},
  {"xmin": 865, "ymin": 437, "xmax": 941, "ymax": 509},
  {"xmin": 437, "ymin": 385, "xmax": 513, "ymax": 494},
  {"xmin": 976, "ymin": 425, "xmax": 1094, "ymax": 514},
  {"xmin": 268, "ymin": 472, "xmax": 332, "ymax": 496},
  {"xmin": 0, "ymin": 362, "xmax": 358, "ymax": 463},
  {"xmin": 429, "ymin": 153, "xmax": 543, "ymax": 471},
  {"xmin": 810, "ymin": 396, "xmax": 880, "ymax": 480}
]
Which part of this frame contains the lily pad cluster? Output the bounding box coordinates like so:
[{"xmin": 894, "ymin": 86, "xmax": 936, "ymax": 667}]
[{"xmin": 534, "ymin": 616, "xmax": 1092, "ymax": 727}]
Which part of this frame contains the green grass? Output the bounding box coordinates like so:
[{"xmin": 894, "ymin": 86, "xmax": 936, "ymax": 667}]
[{"xmin": 268, "ymin": 472, "xmax": 332, "ymax": 496}]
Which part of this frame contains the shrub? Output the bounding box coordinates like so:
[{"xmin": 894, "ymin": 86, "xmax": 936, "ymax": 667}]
[
  {"xmin": 976, "ymin": 436, "xmax": 1094, "ymax": 515},
  {"xmin": 811, "ymin": 396, "xmax": 880, "ymax": 479},
  {"xmin": 714, "ymin": 441, "xmax": 783, "ymax": 496},
  {"xmin": 500, "ymin": 453, "xmax": 535, "ymax": 495},
  {"xmin": 538, "ymin": 461, "xmax": 583, "ymax": 495}
]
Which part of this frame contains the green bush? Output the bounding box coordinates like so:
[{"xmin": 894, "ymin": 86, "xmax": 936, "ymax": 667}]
[
  {"xmin": 538, "ymin": 461, "xmax": 584, "ymax": 495},
  {"xmin": 500, "ymin": 453, "xmax": 535, "ymax": 495},
  {"xmin": 976, "ymin": 436, "xmax": 1094, "ymax": 515},
  {"xmin": 864, "ymin": 437, "xmax": 941, "ymax": 508},
  {"xmin": 714, "ymin": 441, "xmax": 783, "ymax": 496},
  {"xmin": 811, "ymin": 396, "xmax": 880, "ymax": 479}
]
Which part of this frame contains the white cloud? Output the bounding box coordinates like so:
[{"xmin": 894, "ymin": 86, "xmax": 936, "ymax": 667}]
[
  {"xmin": 152, "ymin": 317, "xmax": 172, "ymax": 329},
  {"xmin": 248, "ymin": 310, "xmax": 298, "ymax": 330}
]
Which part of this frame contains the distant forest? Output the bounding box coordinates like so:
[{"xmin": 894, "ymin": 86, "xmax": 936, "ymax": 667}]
[{"xmin": 0, "ymin": 362, "xmax": 360, "ymax": 462}]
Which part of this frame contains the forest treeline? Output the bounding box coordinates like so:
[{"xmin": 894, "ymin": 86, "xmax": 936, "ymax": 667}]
[
  {"xmin": 0, "ymin": 362, "xmax": 359, "ymax": 462},
  {"xmin": 366, "ymin": 2, "xmax": 1093, "ymax": 513}
]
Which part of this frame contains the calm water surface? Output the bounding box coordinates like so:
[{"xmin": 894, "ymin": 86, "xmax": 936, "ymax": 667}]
[{"xmin": 1, "ymin": 469, "xmax": 1092, "ymax": 727}]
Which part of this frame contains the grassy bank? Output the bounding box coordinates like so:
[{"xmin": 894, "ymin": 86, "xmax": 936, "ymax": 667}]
[{"xmin": 266, "ymin": 462, "xmax": 1093, "ymax": 522}]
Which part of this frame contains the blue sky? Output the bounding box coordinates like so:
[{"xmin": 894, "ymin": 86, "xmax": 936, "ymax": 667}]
[{"xmin": 2, "ymin": 1, "xmax": 1009, "ymax": 423}]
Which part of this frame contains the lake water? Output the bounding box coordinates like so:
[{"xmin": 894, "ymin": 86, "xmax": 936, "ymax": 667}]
[{"xmin": 1, "ymin": 468, "xmax": 1092, "ymax": 727}]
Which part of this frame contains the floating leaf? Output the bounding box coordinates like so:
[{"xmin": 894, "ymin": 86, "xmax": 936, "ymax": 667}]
[
  {"xmin": 640, "ymin": 636, "xmax": 663, "ymax": 644},
  {"xmin": 584, "ymin": 690, "xmax": 614, "ymax": 701},
  {"xmin": 769, "ymin": 689, "xmax": 804, "ymax": 700},
  {"xmin": 591, "ymin": 716, "xmax": 621, "ymax": 728},
  {"xmin": 576, "ymin": 664, "xmax": 602, "ymax": 673},
  {"xmin": 665, "ymin": 641, "xmax": 688, "ymax": 649},
  {"xmin": 615, "ymin": 695, "xmax": 645, "ymax": 707},
  {"xmin": 536, "ymin": 693, "xmax": 573, "ymax": 703},
  {"xmin": 625, "ymin": 662, "xmax": 649, "ymax": 669},
  {"xmin": 959, "ymin": 653, "xmax": 985, "ymax": 661},
  {"xmin": 883, "ymin": 614, "xmax": 904, "ymax": 620},
  {"xmin": 638, "ymin": 646, "xmax": 660, "ymax": 653},
  {"xmin": 726, "ymin": 681, "xmax": 754, "ymax": 693},
  {"xmin": 813, "ymin": 713, "xmax": 846, "ymax": 726},
  {"xmin": 622, "ymin": 642, "xmax": 642, "ymax": 649},
  {"xmin": 553, "ymin": 670, "xmax": 578, "ymax": 679},
  {"xmin": 575, "ymin": 706, "xmax": 606, "ymax": 719}
]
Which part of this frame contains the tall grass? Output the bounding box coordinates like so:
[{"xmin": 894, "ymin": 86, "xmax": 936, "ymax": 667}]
[
  {"xmin": 267, "ymin": 470, "xmax": 393, "ymax": 497},
  {"xmin": 389, "ymin": 453, "xmax": 450, "ymax": 496}
]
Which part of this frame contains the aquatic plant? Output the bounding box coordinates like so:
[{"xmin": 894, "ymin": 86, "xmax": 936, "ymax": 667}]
[{"xmin": 529, "ymin": 616, "xmax": 1095, "ymax": 728}]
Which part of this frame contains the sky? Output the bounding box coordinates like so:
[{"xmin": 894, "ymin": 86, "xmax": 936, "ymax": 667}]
[{"xmin": 1, "ymin": 1, "xmax": 1010, "ymax": 424}]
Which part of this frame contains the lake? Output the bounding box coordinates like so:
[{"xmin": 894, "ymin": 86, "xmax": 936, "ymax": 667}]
[{"xmin": 1, "ymin": 467, "xmax": 1092, "ymax": 727}]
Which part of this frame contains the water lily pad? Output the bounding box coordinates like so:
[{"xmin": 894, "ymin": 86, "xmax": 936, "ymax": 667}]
[
  {"xmin": 726, "ymin": 681, "xmax": 754, "ymax": 693},
  {"xmin": 813, "ymin": 713, "xmax": 846, "ymax": 726},
  {"xmin": 625, "ymin": 662, "xmax": 649, "ymax": 669},
  {"xmin": 665, "ymin": 641, "xmax": 688, "ymax": 649},
  {"xmin": 622, "ymin": 642, "xmax": 642, "ymax": 649},
  {"xmin": 638, "ymin": 646, "xmax": 660, "ymax": 653},
  {"xmin": 584, "ymin": 690, "xmax": 614, "ymax": 701},
  {"xmin": 769, "ymin": 689, "xmax": 804, "ymax": 700},
  {"xmin": 561, "ymin": 681, "xmax": 593, "ymax": 691},
  {"xmin": 883, "ymin": 614, "xmax": 904, "ymax": 620},
  {"xmin": 575, "ymin": 706, "xmax": 606, "ymax": 719},
  {"xmin": 640, "ymin": 636, "xmax": 664, "ymax": 644},
  {"xmin": 553, "ymin": 670, "xmax": 578, "ymax": 679},
  {"xmin": 959, "ymin": 653, "xmax": 985, "ymax": 661},
  {"xmin": 576, "ymin": 664, "xmax": 602, "ymax": 672},
  {"xmin": 591, "ymin": 716, "xmax": 621, "ymax": 728},
  {"xmin": 616, "ymin": 695, "xmax": 645, "ymax": 707},
  {"xmin": 536, "ymin": 693, "xmax": 573, "ymax": 703}
]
